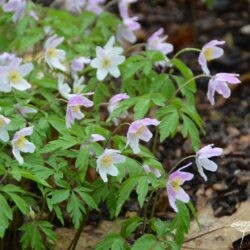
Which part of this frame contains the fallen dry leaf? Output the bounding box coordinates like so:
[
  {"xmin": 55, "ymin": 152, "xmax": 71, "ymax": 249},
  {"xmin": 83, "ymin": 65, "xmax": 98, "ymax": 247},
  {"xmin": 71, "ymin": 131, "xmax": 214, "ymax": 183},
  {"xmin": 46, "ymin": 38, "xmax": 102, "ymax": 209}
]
[{"xmin": 183, "ymin": 201, "xmax": 250, "ymax": 250}]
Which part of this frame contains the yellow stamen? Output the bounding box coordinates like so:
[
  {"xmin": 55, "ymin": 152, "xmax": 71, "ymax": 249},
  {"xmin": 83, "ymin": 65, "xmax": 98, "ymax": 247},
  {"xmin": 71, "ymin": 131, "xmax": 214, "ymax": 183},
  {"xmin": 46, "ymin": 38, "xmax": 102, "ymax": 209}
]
[
  {"xmin": 204, "ymin": 48, "xmax": 214, "ymax": 61},
  {"xmin": 101, "ymin": 155, "xmax": 112, "ymax": 167},
  {"xmin": 136, "ymin": 126, "xmax": 145, "ymax": 136},
  {"xmin": 71, "ymin": 106, "xmax": 80, "ymax": 113},
  {"xmin": 47, "ymin": 48, "xmax": 57, "ymax": 59},
  {"xmin": 15, "ymin": 136, "xmax": 26, "ymax": 150},
  {"xmin": 9, "ymin": 71, "xmax": 21, "ymax": 84},
  {"xmin": 102, "ymin": 58, "xmax": 111, "ymax": 69},
  {"xmin": 171, "ymin": 178, "xmax": 182, "ymax": 192},
  {"xmin": 0, "ymin": 117, "xmax": 5, "ymax": 128}
]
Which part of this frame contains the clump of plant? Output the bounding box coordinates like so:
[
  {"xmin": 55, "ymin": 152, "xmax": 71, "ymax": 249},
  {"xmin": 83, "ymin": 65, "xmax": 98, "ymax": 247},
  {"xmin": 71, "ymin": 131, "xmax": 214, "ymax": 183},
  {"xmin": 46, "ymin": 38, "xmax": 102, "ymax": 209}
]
[{"xmin": 0, "ymin": 0, "xmax": 241, "ymax": 249}]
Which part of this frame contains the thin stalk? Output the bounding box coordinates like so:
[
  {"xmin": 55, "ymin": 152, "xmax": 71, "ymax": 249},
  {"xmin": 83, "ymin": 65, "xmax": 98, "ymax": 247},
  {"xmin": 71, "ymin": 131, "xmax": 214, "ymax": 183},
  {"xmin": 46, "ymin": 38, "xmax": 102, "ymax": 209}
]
[
  {"xmin": 142, "ymin": 190, "xmax": 154, "ymax": 233},
  {"xmin": 152, "ymin": 127, "xmax": 159, "ymax": 155},
  {"xmin": 103, "ymin": 122, "xmax": 130, "ymax": 149},
  {"xmin": 174, "ymin": 74, "xmax": 210, "ymax": 97},
  {"xmin": 173, "ymin": 48, "xmax": 201, "ymax": 58},
  {"xmin": 150, "ymin": 191, "xmax": 158, "ymax": 219},
  {"xmin": 67, "ymin": 211, "xmax": 89, "ymax": 250},
  {"xmin": 169, "ymin": 155, "xmax": 196, "ymax": 174},
  {"xmin": 125, "ymin": 43, "xmax": 147, "ymax": 54}
]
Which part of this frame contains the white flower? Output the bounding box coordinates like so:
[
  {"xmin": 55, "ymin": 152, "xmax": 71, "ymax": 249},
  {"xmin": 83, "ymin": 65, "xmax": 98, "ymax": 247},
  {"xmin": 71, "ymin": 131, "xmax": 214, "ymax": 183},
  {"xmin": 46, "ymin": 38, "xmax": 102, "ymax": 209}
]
[
  {"xmin": 44, "ymin": 35, "xmax": 66, "ymax": 71},
  {"xmin": 11, "ymin": 126, "xmax": 36, "ymax": 165},
  {"xmin": 196, "ymin": 144, "xmax": 223, "ymax": 181},
  {"xmin": 0, "ymin": 57, "xmax": 33, "ymax": 92},
  {"xmin": 90, "ymin": 36, "xmax": 125, "ymax": 81},
  {"xmin": 96, "ymin": 149, "xmax": 126, "ymax": 182},
  {"xmin": 0, "ymin": 114, "xmax": 11, "ymax": 142},
  {"xmin": 80, "ymin": 133, "xmax": 105, "ymax": 155}
]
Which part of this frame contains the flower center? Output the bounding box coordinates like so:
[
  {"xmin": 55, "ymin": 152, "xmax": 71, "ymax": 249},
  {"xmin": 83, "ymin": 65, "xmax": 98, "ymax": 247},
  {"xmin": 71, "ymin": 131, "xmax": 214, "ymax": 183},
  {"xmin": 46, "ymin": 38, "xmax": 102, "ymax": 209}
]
[
  {"xmin": 171, "ymin": 178, "xmax": 182, "ymax": 192},
  {"xmin": 0, "ymin": 117, "xmax": 5, "ymax": 128},
  {"xmin": 9, "ymin": 71, "xmax": 21, "ymax": 84},
  {"xmin": 204, "ymin": 48, "xmax": 214, "ymax": 61},
  {"xmin": 15, "ymin": 136, "xmax": 26, "ymax": 150},
  {"xmin": 101, "ymin": 58, "xmax": 111, "ymax": 69},
  {"xmin": 100, "ymin": 155, "xmax": 112, "ymax": 167},
  {"xmin": 135, "ymin": 126, "xmax": 145, "ymax": 136},
  {"xmin": 71, "ymin": 106, "xmax": 80, "ymax": 113},
  {"xmin": 47, "ymin": 48, "xmax": 57, "ymax": 59}
]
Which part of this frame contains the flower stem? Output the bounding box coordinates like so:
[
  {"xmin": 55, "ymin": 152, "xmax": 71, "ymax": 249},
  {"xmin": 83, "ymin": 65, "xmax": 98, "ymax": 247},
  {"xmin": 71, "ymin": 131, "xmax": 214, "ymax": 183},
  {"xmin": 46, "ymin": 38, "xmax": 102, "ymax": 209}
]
[
  {"xmin": 174, "ymin": 74, "xmax": 210, "ymax": 97},
  {"xmin": 125, "ymin": 43, "xmax": 147, "ymax": 54},
  {"xmin": 169, "ymin": 155, "xmax": 196, "ymax": 174},
  {"xmin": 103, "ymin": 122, "xmax": 130, "ymax": 149},
  {"xmin": 174, "ymin": 48, "xmax": 201, "ymax": 58}
]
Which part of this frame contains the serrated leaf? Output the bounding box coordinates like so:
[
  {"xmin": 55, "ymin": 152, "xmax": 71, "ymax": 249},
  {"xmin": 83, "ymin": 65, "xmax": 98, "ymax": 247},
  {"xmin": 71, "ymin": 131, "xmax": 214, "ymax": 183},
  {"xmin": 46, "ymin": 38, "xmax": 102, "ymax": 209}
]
[
  {"xmin": 66, "ymin": 192, "xmax": 85, "ymax": 229},
  {"xmin": 159, "ymin": 111, "xmax": 179, "ymax": 142},
  {"xmin": 115, "ymin": 176, "xmax": 138, "ymax": 216},
  {"xmin": 181, "ymin": 114, "xmax": 200, "ymax": 151},
  {"xmin": 131, "ymin": 234, "xmax": 165, "ymax": 250},
  {"xmin": 49, "ymin": 189, "xmax": 70, "ymax": 205},
  {"xmin": 7, "ymin": 193, "xmax": 29, "ymax": 215},
  {"xmin": 134, "ymin": 98, "xmax": 150, "ymax": 119},
  {"xmin": 0, "ymin": 194, "xmax": 12, "ymax": 238},
  {"xmin": 136, "ymin": 176, "xmax": 149, "ymax": 208}
]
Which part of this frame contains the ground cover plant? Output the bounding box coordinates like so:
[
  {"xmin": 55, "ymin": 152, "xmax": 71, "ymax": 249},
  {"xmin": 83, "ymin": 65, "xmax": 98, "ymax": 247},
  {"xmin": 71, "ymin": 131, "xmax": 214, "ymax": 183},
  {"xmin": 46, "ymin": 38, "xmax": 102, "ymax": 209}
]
[{"xmin": 0, "ymin": 0, "xmax": 242, "ymax": 249}]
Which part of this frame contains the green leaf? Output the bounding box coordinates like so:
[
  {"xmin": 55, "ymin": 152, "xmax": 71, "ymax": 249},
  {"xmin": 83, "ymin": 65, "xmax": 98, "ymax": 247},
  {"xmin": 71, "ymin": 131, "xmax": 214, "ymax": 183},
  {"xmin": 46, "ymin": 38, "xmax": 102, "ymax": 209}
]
[
  {"xmin": 181, "ymin": 114, "xmax": 200, "ymax": 151},
  {"xmin": 159, "ymin": 111, "xmax": 179, "ymax": 142},
  {"xmin": 136, "ymin": 176, "xmax": 149, "ymax": 208},
  {"xmin": 115, "ymin": 176, "xmax": 138, "ymax": 216},
  {"xmin": 132, "ymin": 234, "xmax": 165, "ymax": 250},
  {"xmin": 75, "ymin": 147, "xmax": 90, "ymax": 181},
  {"xmin": 121, "ymin": 216, "xmax": 143, "ymax": 238},
  {"xmin": 67, "ymin": 192, "xmax": 85, "ymax": 229},
  {"xmin": 49, "ymin": 189, "xmax": 70, "ymax": 205},
  {"xmin": 171, "ymin": 201, "xmax": 190, "ymax": 246},
  {"xmin": 75, "ymin": 189, "xmax": 98, "ymax": 210},
  {"xmin": 7, "ymin": 193, "xmax": 29, "ymax": 215},
  {"xmin": 134, "ymin": 98, "xmax": 150, "ymax": 119},
  {"xmin": 0, "ymin": 194, "xmax": 12, "ymax": 238}
]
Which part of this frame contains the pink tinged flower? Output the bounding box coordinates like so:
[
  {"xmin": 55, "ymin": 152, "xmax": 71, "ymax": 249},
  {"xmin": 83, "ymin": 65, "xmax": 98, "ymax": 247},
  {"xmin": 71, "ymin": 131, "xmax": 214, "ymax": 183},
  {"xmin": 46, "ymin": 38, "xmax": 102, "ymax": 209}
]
[
  {"xmin": 147, "ymin": 28, "xmax": 174, "ymax": 55},
  {"xmin": 66, "ymin": 95, "xmax": 93, "ymax": 128},
  {"xmin": 198, "ymin": 40, "xmax": 225, "ymax": 75},
  {"xmin": 0, "ymin": 52, "xmax": 17, "ymax": 66},
  {"xmin": 207, "ymin": 73, "xmax": 241, "ymax": 105},
  {"xmin": 96, "ymin": 149, "xmax": 126, "ymax": 182},
  {"xmin": 117, "ymin": 25, "xmax": 137, "ymax": 44},
  {"xmin": 71, "ymin": 57, "xmax": 90, "ymax": 73},
  {"xmin": 15, "ymin": 103, "xmax": 37, "ymax": 117},
  {"xmin": 3, "ymin": 0, "xmax": 26, "ymax": 22},
  {"xmin": 167, "ymin": 166, "xmax": 194, "ymax": 212},
  {"xmin": 0, "ymin": 58, "xmax": 33, "ymax": 92},
  {"xmin": 86, "ymin": 0, "xmax": 105, "ymax": 15},
  {"xmin": 90, "ymin": 133, "xmax": 105, "ymax": 142},
  {"xmin": 143, "ymin": 164, "xmax": 161, "ymax": 178},
  {"xmin": 65, "ymin": 0, "xmax": 86, "ymax": 13},
  {"xmin": 44, "ymin": 35, "xmax": 66, "ymax": 71},
  {"xmin": 108, "ymin": 93, "xmax": 129, "ymax": 125},
  {"xmin": 90, "ymin": 36, "xmax": 125, "ymax": 81},
  {"xmin": 80, "ymin": 133, "xmax": 105, "ymax": 155},
  {"xmin": 0, "ymin": 115, "xmax": 11, "ymax": 142},
  {"xmin": 29, "ymin": 10, "xmax": 39, "ymax": 21},
  {"xmin": 196, "ymin": 144, "xmax": 223, "ymax": 181},
  {"xmin": 11, "ymin": 126, "xmax": 36, "ymax": 165},
  {"xmin": 126, "ymin": 118, "xmax": 160, "ymax": 154}
]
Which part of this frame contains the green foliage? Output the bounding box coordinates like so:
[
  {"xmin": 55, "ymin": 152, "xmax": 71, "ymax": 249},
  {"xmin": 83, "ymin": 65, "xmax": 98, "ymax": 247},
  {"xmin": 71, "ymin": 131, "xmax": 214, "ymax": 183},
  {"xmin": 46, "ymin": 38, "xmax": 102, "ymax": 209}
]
[{"xmin": 0, "ymin": 0, "xmax": 218, "ymax": 249}]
